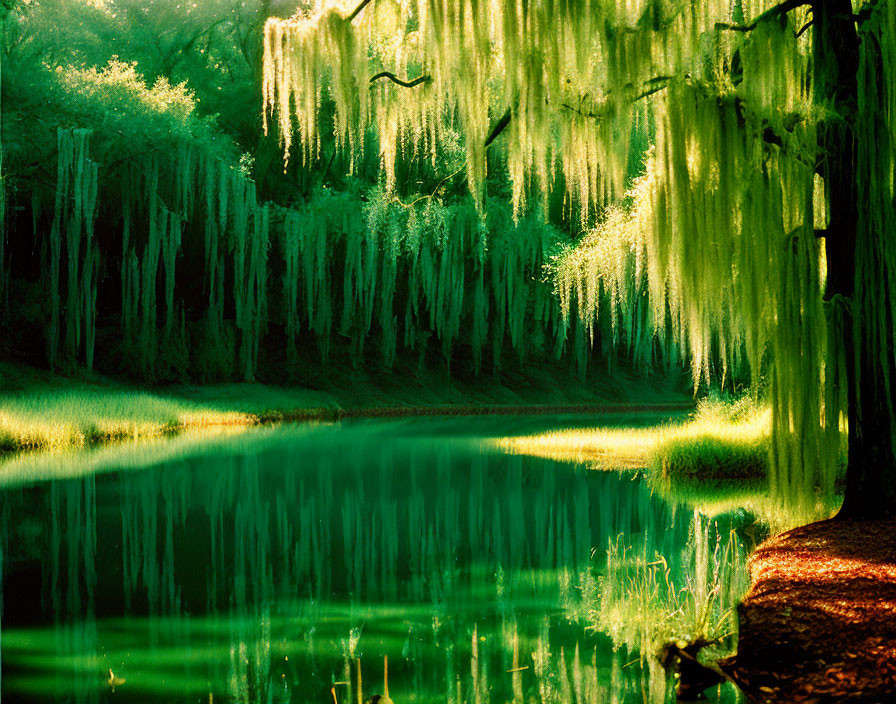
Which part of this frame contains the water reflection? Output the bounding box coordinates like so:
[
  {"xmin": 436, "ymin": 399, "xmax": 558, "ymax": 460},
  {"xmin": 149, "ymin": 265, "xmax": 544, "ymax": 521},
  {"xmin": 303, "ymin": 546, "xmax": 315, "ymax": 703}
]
[{"xmin": 0, "ymin": 420, "xmax": 745, "ymax": 703}]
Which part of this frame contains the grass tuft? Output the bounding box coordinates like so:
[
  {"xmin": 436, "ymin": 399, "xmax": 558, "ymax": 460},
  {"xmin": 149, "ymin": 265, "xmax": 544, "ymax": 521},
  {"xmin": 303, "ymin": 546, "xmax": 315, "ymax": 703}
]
[{"xmin": 655, "ymin": 434, "xmax": 768, "ymax": 482}]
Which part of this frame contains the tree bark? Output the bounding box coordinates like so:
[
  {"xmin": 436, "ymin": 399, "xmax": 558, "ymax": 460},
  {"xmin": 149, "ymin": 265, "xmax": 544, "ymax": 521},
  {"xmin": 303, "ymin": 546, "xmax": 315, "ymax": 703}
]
[{"xmin": 815, "ymin": 0, "xmax": 896, "ymax": 518}]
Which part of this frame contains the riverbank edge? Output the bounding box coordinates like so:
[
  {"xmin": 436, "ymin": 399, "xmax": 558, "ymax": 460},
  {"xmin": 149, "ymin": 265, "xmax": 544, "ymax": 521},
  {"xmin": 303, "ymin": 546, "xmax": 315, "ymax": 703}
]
[
  {"xmin": 0, "ymin": 360, "xmax": 694, "ymax": 455},
  {"xmin": 723, "ymin": 516, "xmax": 896, "ymax": 703},
  {"xmin": 9, "ymin": 400, "xmax": 697, "ymax": 451}
]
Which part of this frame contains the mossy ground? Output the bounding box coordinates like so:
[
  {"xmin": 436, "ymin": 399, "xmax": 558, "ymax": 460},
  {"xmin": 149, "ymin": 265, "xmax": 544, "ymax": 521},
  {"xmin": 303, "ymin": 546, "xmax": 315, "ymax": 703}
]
[{"xmin": 729, "ymin": 517, "xmax": 896, "ymax": 703}]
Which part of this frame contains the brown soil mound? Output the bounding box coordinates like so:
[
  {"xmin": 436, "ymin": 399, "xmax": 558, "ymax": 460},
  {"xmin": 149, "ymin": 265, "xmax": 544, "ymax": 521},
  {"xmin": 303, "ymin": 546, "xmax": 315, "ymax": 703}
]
[{"xmin": 728, "ymin": 517, "xmax": 896, "ymax": 703}]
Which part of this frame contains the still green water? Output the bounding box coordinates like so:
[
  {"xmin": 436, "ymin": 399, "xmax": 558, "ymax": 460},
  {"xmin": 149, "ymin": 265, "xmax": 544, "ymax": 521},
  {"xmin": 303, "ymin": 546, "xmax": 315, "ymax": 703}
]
[{"xmin": 0, "ymin": 416, "xmax": 747, "ymax": 703}]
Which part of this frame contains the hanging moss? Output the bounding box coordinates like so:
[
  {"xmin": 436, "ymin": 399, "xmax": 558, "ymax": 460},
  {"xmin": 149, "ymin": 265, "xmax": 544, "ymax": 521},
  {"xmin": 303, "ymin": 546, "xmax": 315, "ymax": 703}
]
[
  {"xmin": 552, "ymin": 161, "xmax": 668, "ymax": 373},
  {"xmin": 282, "ymin": 209, "xmax": 302, "ymax": 366},
  {"xmin": 162, "ymin": 211, "xmax": 182, "ymax": 342},
  {"xmin": 140, "ymin": 179, "xmax": 165, "ymax": 379},
  {"xmin": 231, "ymin": 178, "xmax": 269, "ymax": 382},
  {"xmin": 263, "ymin": 6, "xmax": 369, "ymax": 170},
  {"xmin": 48, "ymin": 128, "xmax": 99, "ymax": 370},
  {"xmin": 262, "ymin": 0, "xmax": 752, "ymax": 217},
  {"xmin": 28, "ymin": 28, "xmax": 700, "ymax": 392},
  {"xmin": 262, "ymin": 183, "xmax": 582, "ymax": 373}
]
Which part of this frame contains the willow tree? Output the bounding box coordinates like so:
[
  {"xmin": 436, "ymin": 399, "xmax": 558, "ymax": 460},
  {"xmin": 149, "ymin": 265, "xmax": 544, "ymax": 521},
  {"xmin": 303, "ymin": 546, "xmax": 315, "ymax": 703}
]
[
  {"xmin": 0, "ymin": 0, "xmax": 14, "ymax": 310},
  {"xmin": 263, "ymin": 0, "xmax": 896, "ymax": 518}
]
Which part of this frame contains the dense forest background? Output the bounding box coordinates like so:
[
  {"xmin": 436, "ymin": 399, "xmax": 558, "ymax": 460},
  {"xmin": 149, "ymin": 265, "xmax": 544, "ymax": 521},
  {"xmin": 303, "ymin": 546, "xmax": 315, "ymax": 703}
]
[{"xmin": 0, "ymin": 0, "xmax": 686, "ymax": 386}]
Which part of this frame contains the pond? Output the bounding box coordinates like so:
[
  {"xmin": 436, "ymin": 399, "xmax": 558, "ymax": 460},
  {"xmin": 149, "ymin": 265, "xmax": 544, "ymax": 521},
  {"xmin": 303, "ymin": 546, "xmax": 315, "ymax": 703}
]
[{"xmin": 0, "ymin": 415, "xmax": 749, "ymax": 703}]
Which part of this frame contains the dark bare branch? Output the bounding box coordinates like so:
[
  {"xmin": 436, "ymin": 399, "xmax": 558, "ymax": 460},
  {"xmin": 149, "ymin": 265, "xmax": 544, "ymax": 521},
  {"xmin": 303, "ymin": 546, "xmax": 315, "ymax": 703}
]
[
  {"xmin": 562, "ymin": 76, "xmax": 674, "ymax": 121},
  {"xmin": 369, "ymin": 71, "xmax": 431, "ymax": 88},
  {"xmin": 636, "ymin": 76, "xmax": 673, "ymax": 101},
  {"xmin": 731, "ymin": 96, "xmax": 815, "ymax": 168},
  {"xmin": 642, "ymin": 75, "xmax": 674, "ymax": 88},
  {"xmin": 347, "ymin": 0, "xmax": 373, "ymax": 22},
  {"xmin": 715, "ymin": 0, "xmax": 810, "ymax": 32},
  {"xmin": 485, "ymin": 107, "xmax": 512, "ymax": 148}
]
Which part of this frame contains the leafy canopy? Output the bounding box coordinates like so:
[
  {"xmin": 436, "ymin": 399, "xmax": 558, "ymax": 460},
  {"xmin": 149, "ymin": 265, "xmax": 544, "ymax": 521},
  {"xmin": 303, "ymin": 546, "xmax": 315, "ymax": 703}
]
[{"xmin": 262, "ymin": 0, "xmax": 893, "ymax": 515}]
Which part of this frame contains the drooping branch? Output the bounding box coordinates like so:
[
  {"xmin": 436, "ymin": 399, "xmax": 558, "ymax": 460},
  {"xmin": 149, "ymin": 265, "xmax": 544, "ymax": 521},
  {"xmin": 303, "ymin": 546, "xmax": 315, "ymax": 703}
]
[
  {"xmin": 560, "ymin": 103, "xmax": 602, "ymax": 119},
  {"xmin": 393, "ymin": 106, "xmax": 513, "ymax": 208},
  {"xmin": 393, "ymin": 164, "xmax": 466, "ymax": 209},
  {"xmin": 369, "ymin": 71, "xmax": 431, "ymax": 88},
  {"xmin": 715, "ymin": 0, "xmax": 811, "ymax": 32}
]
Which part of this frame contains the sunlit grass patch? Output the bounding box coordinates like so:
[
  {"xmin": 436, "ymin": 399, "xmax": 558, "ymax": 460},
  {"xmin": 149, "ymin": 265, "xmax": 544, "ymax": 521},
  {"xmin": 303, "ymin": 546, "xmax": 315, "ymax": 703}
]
[
  {"xmin": 654, "ymin": 434, "xmax": 768, "ymax": 486},
  {"xmin": 492, "ymin": 395, "xmax": 831, "ymax": 528},
  {"xmin": 0, "ymin": 361, "xmax": 338, "ymax": 454},
  {"xmin": 495, "ymin": 395, "xmax": 769, "ymax": 475},
  {"xmin": 651, "ymin": 398, "xmax": 769, "ymax": 486},
  {"xmin": 496, "ymin": 394, "xmax": 848, "ymax": 530},
  {"xmin": 0, "ymin": 374, "xmax": 261, "ymax": 454},
  {"xmin": 494, "ymin": 423, "xmax": 669, "ymax": 469},
  {"xmin": 655, "ymin": 397, "xmax": 845, "ymax": 528},
  {"xmin": 656, "ymin": 394, "xmax": 768, "ymax": 465},
  {"xmin": 0, "ymin": 359, "xmax": 692, "ymax": 457}
]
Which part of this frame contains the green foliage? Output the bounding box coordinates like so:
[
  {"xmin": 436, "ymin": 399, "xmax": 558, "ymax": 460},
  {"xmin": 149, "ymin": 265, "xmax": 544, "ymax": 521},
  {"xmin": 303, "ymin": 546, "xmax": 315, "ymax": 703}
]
[
  {"xmin": 3, "ymin": 4, "xmax": 653, "ymax": 384},
  {"xmin": 5, "ymin": 52, "xmax": 260, "ymax": 379},
  {"xmin": 8, "ymin": 0, "xmax": 285, "ymax": 131},
  {"xmin": 5, "ymin": 58, "xmax": 233, "ymax": 171},
  {"xmin": 55, "ymin": 60, "xmax": 198, "ymax": 128},
  {"xmin": 2, "ymin": 0, "xmax": 668, "ymax": 389}
]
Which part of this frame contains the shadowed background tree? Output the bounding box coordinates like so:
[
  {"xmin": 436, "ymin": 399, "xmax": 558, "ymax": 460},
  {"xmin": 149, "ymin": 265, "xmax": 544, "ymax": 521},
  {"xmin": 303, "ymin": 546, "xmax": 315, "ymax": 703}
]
[
  {"xmin": 261, "ymin": 0, "xmax": 895, "ymax": 518},
  {"xmin": 0, "ymin": 0, "xmax": 670, "ymax": 391},
  {"xmin": 0, "ymin": 0, "xmax": 14, "ymax": 315}
]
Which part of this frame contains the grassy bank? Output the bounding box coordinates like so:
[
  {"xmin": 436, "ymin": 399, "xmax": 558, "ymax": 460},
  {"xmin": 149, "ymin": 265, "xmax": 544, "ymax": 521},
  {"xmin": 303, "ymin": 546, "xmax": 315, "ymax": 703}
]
[
  {"xmin": 0, "ymin": 361, "xmax": 691, "ymax": 454},
  {"xmin": 496, "ymin": 395, "xmax": 768, "ymax": 474},
  {"xmin": 497, "ymin": 394, "xmax": 848, "ymax": 528}
]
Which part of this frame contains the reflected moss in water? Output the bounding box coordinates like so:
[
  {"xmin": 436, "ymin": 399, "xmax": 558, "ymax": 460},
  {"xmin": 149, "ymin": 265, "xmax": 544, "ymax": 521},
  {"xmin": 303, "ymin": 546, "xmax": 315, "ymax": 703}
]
[{"xmin": 0, "ymin": 418, "xmax": 747, "ymax": 703}]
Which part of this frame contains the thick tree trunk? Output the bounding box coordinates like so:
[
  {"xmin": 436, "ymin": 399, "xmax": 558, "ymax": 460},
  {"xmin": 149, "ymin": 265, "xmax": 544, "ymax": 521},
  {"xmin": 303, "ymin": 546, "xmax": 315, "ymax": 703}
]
[{"xmin": 815, "ymin": 0, "xmax": 896, "ymax": 518}]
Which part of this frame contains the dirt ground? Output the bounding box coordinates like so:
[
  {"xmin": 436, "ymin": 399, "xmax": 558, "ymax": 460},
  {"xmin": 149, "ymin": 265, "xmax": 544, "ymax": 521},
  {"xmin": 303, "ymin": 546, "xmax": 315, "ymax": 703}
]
[{"xmin": 727, "ymin": 517, "xmax": 896, "ymax": 703}]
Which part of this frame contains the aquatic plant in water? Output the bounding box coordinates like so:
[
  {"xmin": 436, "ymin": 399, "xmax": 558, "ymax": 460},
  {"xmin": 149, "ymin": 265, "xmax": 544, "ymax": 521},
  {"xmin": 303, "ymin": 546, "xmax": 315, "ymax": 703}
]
[{"xmin": 591, "ymin": 510, "xmax": 749, "ymax": 696}]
